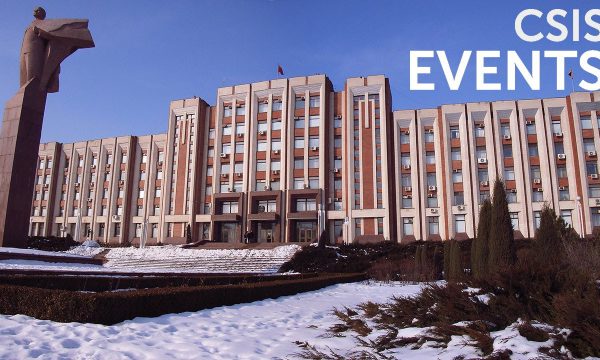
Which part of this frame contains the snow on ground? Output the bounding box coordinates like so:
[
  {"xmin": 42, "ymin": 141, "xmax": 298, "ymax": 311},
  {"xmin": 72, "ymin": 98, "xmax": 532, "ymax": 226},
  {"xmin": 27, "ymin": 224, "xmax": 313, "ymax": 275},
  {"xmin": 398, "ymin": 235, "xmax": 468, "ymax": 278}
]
[
  {"xmin": 0, "ymin": 281, "xmax": 572, "ymax": 360},
  {"xmin": 0, "ymin": 247, "xmax": 94, "ymax": 258}
]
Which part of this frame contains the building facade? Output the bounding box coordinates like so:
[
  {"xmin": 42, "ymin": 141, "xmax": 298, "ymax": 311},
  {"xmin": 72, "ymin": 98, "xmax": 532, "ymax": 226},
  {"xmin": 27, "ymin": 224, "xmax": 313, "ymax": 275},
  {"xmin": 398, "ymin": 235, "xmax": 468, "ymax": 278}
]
[{"xmin": 29, "ymin": 74, "xmax": 600, "ymax": 244}]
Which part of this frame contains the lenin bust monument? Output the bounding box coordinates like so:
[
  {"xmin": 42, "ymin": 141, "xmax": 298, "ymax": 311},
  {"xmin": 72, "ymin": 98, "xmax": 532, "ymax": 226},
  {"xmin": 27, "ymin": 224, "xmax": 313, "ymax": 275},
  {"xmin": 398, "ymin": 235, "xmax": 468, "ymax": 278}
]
[{"xmin": 0, "ymin": 7, "xmax": 94, "ymax": 247}]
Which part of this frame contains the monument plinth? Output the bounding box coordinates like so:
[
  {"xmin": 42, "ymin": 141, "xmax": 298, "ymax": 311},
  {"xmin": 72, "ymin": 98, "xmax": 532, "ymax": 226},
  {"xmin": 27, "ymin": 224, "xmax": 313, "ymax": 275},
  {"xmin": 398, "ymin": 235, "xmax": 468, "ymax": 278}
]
[{"xmin": 0, "ymin": 7, "xmax": 93, "ymax": 247}]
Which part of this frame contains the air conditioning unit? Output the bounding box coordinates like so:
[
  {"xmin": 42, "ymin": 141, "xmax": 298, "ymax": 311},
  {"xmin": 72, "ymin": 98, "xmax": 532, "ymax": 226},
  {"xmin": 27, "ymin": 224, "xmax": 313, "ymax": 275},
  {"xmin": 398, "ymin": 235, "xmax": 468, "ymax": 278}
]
[
  {"xmin": 89, "ymin": 182, "xmax": 95, "ymax": 188},
  {"xmin": 334, "ymin": 197, "xmax": 342, "ymax": 202},
  {"xmin": 87, "ymin": 198, "xmax": 93, "ymax": 202},
  {"xmin": 220, "ymin": 153, "xmax": 228, "ymax": 158},
  {"xmin": 311, "ymin": 146, "xmax": 319, "ymax": 151},
  {"xmin": 333, "ymin": 168, "xmax": 340, "ymax": 173},
  {"xmin": 427, "ymin": 129, "xmax": 434, "ymax": 134},
  {"xmin": 273, "ymin": 149, "xmax": 280, "ymax": 154},
  {"xmin": 480, "ymin": 180, "xmax": 489, "ymax": 186},
  {"xmin": 588, "ymin": 151, "xmax": 597, "ymax": 157},
  {"xmin": 457, "ymin": 205, "xmax": 465, "ymax": 211},
  {"xmin": 596, "ymin": 199, "xmax": 600, "ymax": 205},
  {"xmin": 119, "ymin": 180, "xmax": 125, "ymax": 186},
  {"xmin": 453, "ymin": 169, "xmax": 460, "ymax": 173},
  {"xmin": 557, "ymin": 153, "xmax": 566, "ymax": 160},
  {"xmin": 403, "ymin": 186, "xmax": 412, "ymax": 192},
  {"xmin": 503, "ymin": 134, "xmax": 511, "ymax": 140},
  {"xmin": 303, "ymin": 184, "xmax": 309, "ymax": 189},
  {"xmin": 404, "ymin": 130, "xmax": 410, "ymax": 135},
  {"xmin": 264, "ymin": 185, "xmax": 270, "ymax": 191},
  {"xmin": 402, "ymin": 164, "xmax": 411, "ymax": 170},
  {"xmin": 43, "ymin": 184, "xmax": 49, "ymax": 189},
  {"xmin": 559, "ymin": 186, "xmax": 566, "ymax": 191},
  {"xmin": 478, "ymin": 158, "xmax": 487, "ymax": 164},
  {"xmin": 272, "ymin": 170, "xmax": 280, "ymax": 175},
  {"xmin": 294, "ymin": 116, "xmax": 300, "ymax": 120},
  {"xmin": 228, "ymin": 187, "xmax": 235, "ymax": 192},
  {"xmin": 510, "ymin": 189, "xmax": 517, "ymax": 193},
  {"xmin": 477, "ymin": 123, "xmax": 485, "ymax": 129},
  {"xmin": 402, "ymin": 195, "xmax": 411, "ymax": 199},
  {"xmin": 555, "ymin": 132, "xmax": 563, "ymax": 137},
  {"xmin": 428, "ymin": 185, "xmax": 437, "ymax": 191},
  {"xmin": 235, "ymin": 172, "xmax": 242, "ymax": 177},
  {"xmin": 262, "ymin": 100, "xmax": 269, "ymax": 104},
  {"xmin": 335, "ymin": 115, "xmax": 342, "ymax": 120},
  {"xmin": 111, "ymin": 215, "xmax": 120, "ymax": 222},
  {"xmin": 430, "ymin": 208, "xmax": 438, "ymax": 213},
  {"xmin": 533, "ymin": 178, "xmax": 541, "ymax": 184},
  {"xmin": 258, "ymin": 130, "xmax": 266, "ymax": 135},
  {"xmin": 591, "ymin": 174, "xmax": 599, "ymax": 179},
  {"xmin": 74, "ymin": 183, "xmax": 80, "ymax": 188},
  {"xmin": 427, "ymin": 194, "xmax": 434, "ymax": 198},
  {"xmin": 157, "ymin": 161, "xmax": 163, "ymax": 166},
  {"xmin": 221, "ymin": 173, "xmax": 228, "ymax": 178},
  {"xmin": 537, "ymin": 188, "xmax": 543, "ymax": 192},
  {"xmin": 526, "ymin": 120, "xmax": 534, "ymax": 125},
  {"xmin": 105, "ymin": 164, "xmax": 111, "ymax": 169},
  {"xmin": 237, "ymin": 133, "xmax": 243, "ymax": 138},
  {"xmin": 91, "ymin": 165, "xmax": 96, "ymax": 169}
]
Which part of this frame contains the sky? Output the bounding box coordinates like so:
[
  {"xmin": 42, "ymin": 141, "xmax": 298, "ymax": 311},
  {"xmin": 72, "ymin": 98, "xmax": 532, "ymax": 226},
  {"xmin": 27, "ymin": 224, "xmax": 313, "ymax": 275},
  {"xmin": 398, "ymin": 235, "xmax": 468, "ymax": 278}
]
[{"xmin": 0, "ymin": 0, "xmax": 598, "ymax": 143}]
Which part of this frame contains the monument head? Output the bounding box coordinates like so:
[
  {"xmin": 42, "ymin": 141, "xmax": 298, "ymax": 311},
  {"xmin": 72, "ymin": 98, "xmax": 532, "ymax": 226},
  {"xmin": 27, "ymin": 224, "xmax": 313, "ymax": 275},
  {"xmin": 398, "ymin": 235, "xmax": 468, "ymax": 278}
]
[{"xmin": 33, "ymin": 7, "xmax": 46, "ymax": 20}]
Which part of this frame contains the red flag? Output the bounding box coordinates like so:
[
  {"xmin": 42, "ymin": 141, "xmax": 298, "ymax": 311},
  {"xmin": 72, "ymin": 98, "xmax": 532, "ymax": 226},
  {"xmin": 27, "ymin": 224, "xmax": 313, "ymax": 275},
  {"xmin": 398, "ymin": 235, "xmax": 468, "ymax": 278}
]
[
  {"xmin": 568, "ymin": 69, "xmax": 573, "ymax": 79},
  {"xmin": 277, "ymin": 64, "xmax": 284, "ymax": 76}
]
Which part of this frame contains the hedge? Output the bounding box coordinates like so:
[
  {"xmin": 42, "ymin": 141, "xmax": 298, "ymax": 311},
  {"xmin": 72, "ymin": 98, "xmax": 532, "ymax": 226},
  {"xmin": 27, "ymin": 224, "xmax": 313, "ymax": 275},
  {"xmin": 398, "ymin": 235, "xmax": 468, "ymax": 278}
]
[{"xmin": 0, "ymin": 273, "xmax": 366, "ymax": 325}]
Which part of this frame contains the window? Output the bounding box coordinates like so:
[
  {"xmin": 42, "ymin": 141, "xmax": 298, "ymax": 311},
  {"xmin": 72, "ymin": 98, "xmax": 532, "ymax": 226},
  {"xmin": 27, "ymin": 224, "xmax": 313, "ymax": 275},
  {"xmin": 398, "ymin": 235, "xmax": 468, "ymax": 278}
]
[
  {"xmin": 534, "ymin": 211, "xmax": 542, "ymax": 230},
  {"xmin": 402, "ymin": 218, "xmax": 414, "ymax": 236},
  {"xmin": 233, "ymin": 181, "xmax": 243, "ymax": 192},
  {"xmin": 507, "ymin": 191, "xmax": 517, "ymax": 203},
  {"xmin": 155, "ymin": 188, "xmax": 162, "ymax": 197},
  {"xmin": 221, "ymin": 163, "xmax": 230, "ymax": 174},
  {"xmin": 257, "ymin": 140, "xmax": 268, "ymax": 152},
  {"xmin": 555, "ymin": 142, "xmax": 565, "ymax": 156},
  {"xmin": 401, "ymin": 154, "xmax": 410, "ymax": 167},
  {"xmin": 455, "ymin": 215, "xmax": 466, "ymax": 233},
  {"xmin": 426, "ymin": 151, "xmax": 435, "ymax": 165},
  {"xmin": 294, "ymin": 117, "xmax": 305, "ymax": 129},
  {"xmin": 221, "ymin": 201, "xmax": 238, "ymax": 214},
  {"xmin": 589, "ymin": 185, "xmax": 600, "ymax": 198},
  {"xmin": 257, "ymin": 122, "xmax": 268, "ymax": 133},
  {"xmin": 451, "ymin": 148, "xmax": 461, "ymax": 161},
  {"xmin": 510, "ymin": 212, "xmax": 519, "ymax": 229},
  {"xmin": 294, "ymin": 158, "xmax": 304, "ymax": 169},
  {"xmin": 526, "ymin": 122, "xmax": 536, "ymax": 135},
  {"xmin": 235, "ymin": 105, "xmax": 245, "ymax": 116},
  {"xmin": 476, "ymin": 146, "xmax": 487, "ymax": 160},
  {"xmin": 402, "ymin": 195, "xmax": 412, "ymax": 208},
  {"xmin": 561, "ymin": 210, "xmax": 573, "ymax": 227},
  {"xmin": 584, "ymin": 139, "xmax": 596, "ymax": 153},
  {"xmin": 424, "ymin": 131, "xmax": 434, "ymax": 143},
  {"xmin": 295, "ymin": 97, "xmax": 305, "ymax": 109},
  {"xmin": 113, "ymin": 223, "xmax": 121, "ymax": 237},
  {"xmin": 121, "ymin": 154, "xmax": 127, "ymax": 164},
  {"xmin": 208, "ymin": 129, "xmax": 216, "ymax": 139},
  {"xmin": 206, "ymin": 166, "xmax": 213, "ymax": 176},
  {"xmin": 531, "ymin": 166, "xmax": 541, "ymax": 180},
  {"xmin": 480, "ymin": 190, "xmax": 490, "ymax": 202},
  {"xmin": 222, "ymin": 125, "xmax": 232, "ymax": 136},
  {"xmin": 580, "ymin": 115, "xmax": 593, "ymax": 130},
  {"xmin": 154, "ymin": 205, "xmax": 160, "ymax": 216},
  {"xmin": 234, "ymin": 162, "xmax": 243, "ymax": 173},
  {"xmin": 256, "ymin": 160, "xmax": 267, "ymax": 172},
  {"xmin": 427, "ymin": 194, "xmax": 438, "ymax": 208},
  {"xmin": 504, "ymin": 167, "xmax": 515, "ymax": 181},
  {"xmin": 452, "ymin": 171, "xmax": 463, "ymax": 183},
  {"xmin": 532, "ymin": 189, "xmax": 543, "ymax": 202},
  {"xmin": 207, "ymin": 147, "xmax": 215, "ymax": 157},
  {"xmin": 258, "ymin": 102, "xmax": 268, "ymax": 113},
  {"xmin": 334, "ymin": 117, "xmax": 342, "ymax": 129},
  {"xmin": 475, "ymin": 126, "xmax": 485, "ymax": 138},
  {"xmin": 309, "ymin": 96, "xmax": 319, "ymax": 108},
  {"xmin": 79, "ymin": 157, "xmax": 84, "ymax": 167},
  {"xmin": 454, "ymin": 191, "xmax": 464, "ymax": 205},
  {"xmin": 557, "ymin": 165, "xmax": 567, "ymax": 178},
  {"xmin": 272, "ymin": 101, "xmax": 282, "ymax": 111},
  {"xmin": 293, "ymin": 178, "xmax": 304, "ymax": 189},
  {"xmin": 552, "ymin": 120, "xmax": 562, "ymax": 134},
  {"xmin": 334, "ymin": 136, "xmax": 342, "ymax": 148},
  {"xmin": 294, "ymin": 137, "xmax": 304, "ymax": 149},
  {"xmin": 400, "ymin": 132, "xmax": 410, "ymax": 144},
  {"xmin": 272, "ymin": 119, "xmax": 282, "ymax": 131},
  {"xmin": 136, "ymin": 205, "xmax": 143, "ymax": 216},
  {"xmin": 478, "ymin": 169, "xmax": 489, "ymax": 183},
  {"xmin": 205, "ymin": 186, "xmax": 212, "ymax": 196},
  {"xmin": 528, "ymin": 143, "xmax": 539, "ymax": 157},
  {"xmin": 308, "ymin": 136, "xmax": 319, "ymax": 148},
  {"xmin": 236, "ymin": 123, "xmax": 245, "ymax": 135},
  {"xmin": 271, "ymin": 140, "xmax": 282, "ymax": 151},
  {"xmin": 503, "ymin": 144, "xmax": 513, "ymax": 158},
  {"xmin": 235, "ymin": 143, "xmax": 244, "ymax": 154},
  {"xmin": 308, "ymin": 115, "xmax": 319, "ymax": 128},
  {"xmin": 308, "ymin": 177, "xmax": 319, "ymax": 189},
  {"xmin": 116, "ymin": 205, "xmax": 123, "ymax": 216},
  {"xmin": 427, "ymin": 172, "xmax": 437, "ymax": 187},
  {"xmin": 308, "ymin": 156, "xmax": 319, "ymax": 169},
  {"xmin": 401, "ymin": 174, "xmax": 411, "ymax": 187},
  {"xmin": 138, "ymin": 189, "xmax": 144, "ymax": 199},
  {"xmin": 223, "ymin": 106, "xmax": 232, "ymax": 117},
  {"xmin": 257, "ymin": 199, "xmax": 276, "ymax": 212},
  {"xmin": 559, "ymin": 187, "xmax": 570, "ymax": 201},
  {"xmin": 450, "ymin": 126, "xmax": 460, "ymax": 139},
  {"xmin": 587, "ymin": 161, "xmax": 598, "ymax": 175},
  {"xmin": 428, "ymin": 217, "xmax": 439, "ymax": 235},
  {"xmin": 501, "ymin": 124, "xmax": 511, "ymax": 137},
  {"xmin": 296, "ymin": 198, "xmax": 316, "ymax": 211}
]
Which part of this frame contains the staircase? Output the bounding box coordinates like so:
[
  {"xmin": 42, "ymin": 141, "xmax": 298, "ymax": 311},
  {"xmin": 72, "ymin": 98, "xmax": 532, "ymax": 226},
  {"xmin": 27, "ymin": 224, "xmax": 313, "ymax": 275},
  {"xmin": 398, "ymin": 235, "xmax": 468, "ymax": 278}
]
[{"xmin": 103, "ymin": 245, "xmax": 300, "ymax": 274}]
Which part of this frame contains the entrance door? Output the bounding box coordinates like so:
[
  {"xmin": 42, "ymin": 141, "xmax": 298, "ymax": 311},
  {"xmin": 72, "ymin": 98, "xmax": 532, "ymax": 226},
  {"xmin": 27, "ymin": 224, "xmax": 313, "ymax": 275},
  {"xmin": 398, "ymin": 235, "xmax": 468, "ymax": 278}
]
[
  {"xmin": 295, "ymin": 221, "xmax": 317, "ymax": 242},
  {"xmin": 219, "ymin": 222, "xmax": 237, "ymax": 243},
  {"xmin": 257, "ymin": 222, "xmax": 274, "ymax": 243}
]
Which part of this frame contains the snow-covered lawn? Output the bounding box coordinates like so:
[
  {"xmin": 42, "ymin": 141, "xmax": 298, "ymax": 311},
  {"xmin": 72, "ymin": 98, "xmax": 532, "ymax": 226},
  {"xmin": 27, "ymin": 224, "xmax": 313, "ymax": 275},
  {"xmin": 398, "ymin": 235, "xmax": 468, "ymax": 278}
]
[{"xmin": 0, "ymin": 281, "xmax": 569, "ymax": 359}]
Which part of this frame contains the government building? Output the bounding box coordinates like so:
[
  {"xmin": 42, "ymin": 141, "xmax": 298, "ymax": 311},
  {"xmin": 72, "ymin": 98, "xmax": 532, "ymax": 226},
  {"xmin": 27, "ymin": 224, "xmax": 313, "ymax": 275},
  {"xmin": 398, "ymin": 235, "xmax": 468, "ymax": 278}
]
[{"xmin": 28, "ymin": 74, "xmax": 600, "ymax": 244}]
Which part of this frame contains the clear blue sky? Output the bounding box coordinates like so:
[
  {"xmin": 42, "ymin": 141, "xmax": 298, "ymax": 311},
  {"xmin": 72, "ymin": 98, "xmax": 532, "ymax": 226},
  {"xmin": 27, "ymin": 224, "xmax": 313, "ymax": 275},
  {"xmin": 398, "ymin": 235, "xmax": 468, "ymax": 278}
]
[{"xmin": 0, "ymin": 0, "xmax": 597, "ymax": 143}]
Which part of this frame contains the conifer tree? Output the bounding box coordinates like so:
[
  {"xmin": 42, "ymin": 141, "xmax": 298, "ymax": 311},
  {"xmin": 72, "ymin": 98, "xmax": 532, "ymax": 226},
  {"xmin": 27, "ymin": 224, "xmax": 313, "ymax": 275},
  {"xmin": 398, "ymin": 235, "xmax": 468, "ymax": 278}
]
[
  {"xmin": 533, "ymin": 204, "xmax": 563, "ymax": 268},
  {"xmin": 415, "ymin": 245, "xmax": 422, "ymax": 277},
  {"xmin": 449, "ymin": 240, "xmax": 462, "ymax": 281},
  {"xmin": 421, "ymin": 243, "xmax": 428, "ymax": 278},
  {"xmin": 488, "ymin": 179, "xmax": 516, "ymax": 272},
  {"xmin": 472, "ymin": 199, "xmax": 492, "ymax": 279},
  {"xmin": 443, "ymin": 241, "xmax": 451, "ymax": 280}
]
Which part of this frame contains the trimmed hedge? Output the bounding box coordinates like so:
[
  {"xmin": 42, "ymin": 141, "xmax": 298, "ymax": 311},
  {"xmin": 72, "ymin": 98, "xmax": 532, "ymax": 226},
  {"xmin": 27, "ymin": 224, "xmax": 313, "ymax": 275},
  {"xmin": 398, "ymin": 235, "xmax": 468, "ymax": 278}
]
[
  {"xmin": 0, "ymin": 273, "xmax": 366, "ymax": 325},
  {"xmin": 0, "ymin": 273, "xmax": 320, "ymax": 292}
]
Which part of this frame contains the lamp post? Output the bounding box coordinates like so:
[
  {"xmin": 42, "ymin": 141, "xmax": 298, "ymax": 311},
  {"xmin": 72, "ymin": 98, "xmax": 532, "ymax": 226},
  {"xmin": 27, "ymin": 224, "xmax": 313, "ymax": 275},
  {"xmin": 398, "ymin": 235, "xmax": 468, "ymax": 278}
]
[{"xmin": 576, "ymin": 196, "xmax": 584, "ymax": 239}]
